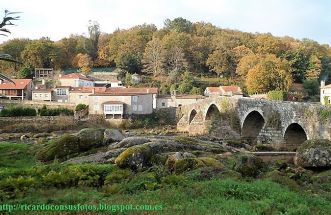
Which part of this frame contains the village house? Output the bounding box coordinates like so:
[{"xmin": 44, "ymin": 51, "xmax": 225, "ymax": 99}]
[
  {"xmin": 54, "ymin": 86, "xmax": 70, "ymax": 103},
  {"xmin": 0, "ymin": 79, "xmax": 33, "ymax": 100},
  {"xmin": 157, "ymin": 94, "xmax": 205, "ymax": 109},
  {"xmin": 321, "ymin": 80, "xmax": 331, "ymax": 105},
  {"xmin": 88, "ymin": 87, "xmax": 158, "ymax": 118},
  {"xmin": 32, "ymin": 84, "xmax": 52, "ymax": 101},
  {"xmin": 204, "ymin": 85, "xmax": 243, "ymax": 97},
  {"xmin": 68, "ymin": 87, "xmax": 106, "ymax": 105},
  {"xmin": 59, "ymin": 73, "xmax": 94, "ymax": 87}
]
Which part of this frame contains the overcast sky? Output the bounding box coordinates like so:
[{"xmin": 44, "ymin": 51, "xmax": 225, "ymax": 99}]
[{"xmin": 1, "ymin": 0, "xmax": 330, "ymax": 45}]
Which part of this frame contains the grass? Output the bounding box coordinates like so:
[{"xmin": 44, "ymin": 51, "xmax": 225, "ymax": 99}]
[{"xmin": 0, "ymin": 141, "xmax": 330, "ymax": 215}]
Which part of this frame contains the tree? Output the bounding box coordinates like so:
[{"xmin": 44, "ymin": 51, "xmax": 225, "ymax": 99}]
[
  {"xmin": 303, "ymin": 79, "xmax": 319, "ymax": 97},
  {"xmin": 245, "ymin": 54, "xmax": 293, "ymax": 94},
  {"xmin": 77, "ymin": 53, "xmax": 92, "ymax": 75},
  {"xmin": 305, "ymin": 55, "xmax": 321, "ymax": 79},
  {"xmin": 206, "ymin": 48, "xmax": 236, "ymax": 77},
  {"xmin": 18, "ymin": 65, "xmax": 33, "ymax": 78},
  {"xmin": 86, "ymin": 20, "xmax": 100, "ymax": 61},
  {"xmin": 0, "ymin": 10, "xmax": 21, "ymax": 83},
  {"xmin": 167, "ymin": 46, "xmax": 188, "ymax": 72},
  {"xmin": 164, "ymin": 17, "xmax": 193, "ymax": 33},
  {"xmin": 142, "ymin": 38, "xmax": 165, "ymax": 76}
]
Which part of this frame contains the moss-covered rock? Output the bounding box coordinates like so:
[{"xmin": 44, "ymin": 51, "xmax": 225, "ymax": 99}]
[
  {"xmin": 235, "ymin": 154, "xmax": 265, "ymax": 177},
  {"xmin": 253, "ymin": 144, "xmax": 275, "ymax": 152},
  {"xmin": 104, "ymin": 169, "xmax": 132, "ymax": 185},
  {"xmin": 173, "ymin": 158, "xmax": 199, "ymax": 174},
  {"xmin": 295, "ymin": 139, "xmax": 331, "ymax": 169},
  {"xmin": 76, "ymin": 128, "xmax": 105, "ymax": 150},
  {"xmin": 35, "ymin": 134, "xmax": 80, "ymax": 162},
  {"xmin": 115, "ymin": 144, "xmax": 152, "ymax": 170},
  {"xmin": 103, "ymin": 129, "xmax": 125, "ymax": 144},
  {"xmin": 264, "ymin": 170, "xmax": 300, "ymax": 191},
  {"xmin": 166, "ymin": 152, "xmax": 196, "ymax": 172},
  {"xmin": 110, "ymin": 137, "xmax": 150, "ymax": 149},
  {"xmin": 195, "ymin": 157, "xmax": 224, "ymax": 169}
]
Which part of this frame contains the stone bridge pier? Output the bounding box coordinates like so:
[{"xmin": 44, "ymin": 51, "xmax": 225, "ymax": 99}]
[{"xmin": 177, "ymin": 97, "xmax": 331, "ymax": 149}]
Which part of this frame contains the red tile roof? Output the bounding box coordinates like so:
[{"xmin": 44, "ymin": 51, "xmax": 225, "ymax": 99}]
[
  {"xmin": 70, "ymin": 86, "xmax": 106, "ymax": 93},
  {"xmin": 60, "ymin": 73, "xmax": 92, "ymax": 81},
  {"xmin": 0, "ymin": 79, "xmax": 32, "ymax": 90},
  {"xmin": 321, "ymin": 84, "xmax": 331, "ymax": 89},
  {"xmin": 90, "ymin": 87, "xmax": 158, "ymax": 96},
  {"xmin": 207, "ymin": 87, "xmax": 222, "ymax": 93},
  {"xmin": 206, "ymin": 86, "xmax": 242, "ymax": 94},
  {"xmin": 220, "ymin": 86, "xmax": 241, "ymax": 93}
]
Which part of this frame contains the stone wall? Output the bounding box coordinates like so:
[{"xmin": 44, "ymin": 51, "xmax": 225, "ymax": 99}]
[
  {"xmin": 0, "ymin": 99, "xmax": 76, "ymax": 109},
  {"xmin": 0, "ymin": 116, "xmax": 75, "ymax": 127},
  {"xmin": 177, "ymin": 96, "xmax": 331, "ymax": 146}
]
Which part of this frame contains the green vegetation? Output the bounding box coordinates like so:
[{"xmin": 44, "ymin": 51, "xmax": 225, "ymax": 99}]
[
  {"xmin": 1, "ymin": 17, "xmax": 330, "ymax": 97},
  {"xmin": 0, "ymin": 141, "xmax": 331, "ymax": 214},
  {"xmin": 38, "ymin": 105, "xmax": 74, "ymax": 116},
  {"xmin": 0, "ymin": 106, "xmax": 36, "ymax": 117},
  {"xmin": 75, "ymin": 103, "xmax": 88, "ymax": 112},
  {"xmin": 267, "ymin": 90, "xmax": 288, "ymax": 101}
]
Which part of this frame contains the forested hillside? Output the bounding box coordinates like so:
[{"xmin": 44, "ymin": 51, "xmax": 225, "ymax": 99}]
[{"xmin": 1, "ymin": 17, "xmax": 330, "ymax": 96}]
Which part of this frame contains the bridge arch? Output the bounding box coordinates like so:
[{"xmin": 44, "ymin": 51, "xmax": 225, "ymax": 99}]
[
  {"xmin": 241, "ymin": 110, "xmax": 265, "ymax": 139},
  {"xmin": 283, "ymin": 123, "xmax": 307, "ymax": 146},
  {"xmin": 188, "ymin": 109, "xmax": 198, "ymax": 124},
  {"xmin": 205, "ymin": 104, "xmax": 220, "ymax": 121}
]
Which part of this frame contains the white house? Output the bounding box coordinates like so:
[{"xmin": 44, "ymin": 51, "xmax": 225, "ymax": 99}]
[
  {"xmin": 320, "ymin": 80, "xmax": 331, "ymax": 105},
  {"xmin": 59, "ymin": 73, "xmax": 94, "ymax": 87},
  {"xmin": 204, "ymin": 85, "xmax": 243, "ymax": 97}
]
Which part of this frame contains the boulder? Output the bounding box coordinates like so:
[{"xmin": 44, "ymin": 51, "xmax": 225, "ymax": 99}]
[
  {"xmin": 110, "ymin": 136, "xmax": 150, "ymax": 149},
  {"xmin": 235, "ymin": 154, "xmax": 265, "ymax": 177},
  {"xmin": 103, "ymin": 129, "xmax": 125, "ymax": 144},
  {"xmin": 76, "ymin": 128, "xmax": 105, "ymax": 150},
  {"xmin": 65, "ymin": 148, "xmax": 126, "ymax": 164},
  {"xmin": 115, "ymin": 144, "xmax": 152, "ymax": 170},
  {"xmin": 295, "ymin": 139, "xmax": 331, "ymax": 169},
  {"xmin": 166, "ymin": 152, "xmax": 196, "ymax": 171},
  {"xmin": 20, "ymin": 134, "xmax": 29, "ymax": 141}
]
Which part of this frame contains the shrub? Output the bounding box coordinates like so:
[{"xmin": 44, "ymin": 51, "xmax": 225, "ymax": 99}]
[
  {"xmin": 75, "ymin": 104, "xmax": 88, "ymax": 112},
  {"xmin": 0, "ymin": 176, "xmax": 37, "ymax": 194},
  {"xmin": 267, "ymin": 90, "xmax": 288, "ymax": 101},
  {"xmin": 235, "ymin": 154, "xmax": 265, "ymax": 178},
  {"xmin": 0, "ymin": 106, "xmax": 37, "ymax": 117},
  {"xmin": 104, "ymin": 169, "xmax": 132, "ymax": 185},
  {"xmin": 39, "ymin": 106, "xmax": 74, "ymax": 116}
]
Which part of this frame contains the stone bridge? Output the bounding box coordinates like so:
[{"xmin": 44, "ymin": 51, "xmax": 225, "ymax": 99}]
[{"xmin": 177, "ymin": 97, "xmax": 331, "ymax": 149}]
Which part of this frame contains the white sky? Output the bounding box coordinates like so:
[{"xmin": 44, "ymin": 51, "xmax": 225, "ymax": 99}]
[{"xmin": 1, "ymin": 0, "xmax": 331, "ymax": 45}]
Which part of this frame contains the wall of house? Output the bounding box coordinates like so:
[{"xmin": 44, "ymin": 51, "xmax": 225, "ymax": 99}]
[
  {"xmin": 32, "ymin": 92, "xmax": 52, "ymax": 101},
  {"xmin": 60, "ymin": 79, "xmax": 94, "ymax": 87},
  {"xmin": 131, "ymin": 94, "xmax": 153, "ymax": 115},
  {"xmin": 321, "ymin": 88, "xmax": 331, "ymax": 105},
  {"xmin": 69, "ymin": 92, "xmax": 90, "ymax": 105},
  {"xmin": 89, "ymin": 95, "xmax": 131, "ymax": 115},
  {"xmin": 88, "ymin": 94, "xmax": 154, "ymax": 115},
  {"xmin": 54, "ymin": 88, "xmax": 70, "ymax": 103}
]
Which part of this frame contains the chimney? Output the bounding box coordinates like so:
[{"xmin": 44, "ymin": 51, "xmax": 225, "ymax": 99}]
[
  {"xmin": 41, "ymin": 79, "xmax": 45, "ymax": 85},
  {"xmin": 92, "ymin": 88, "xmax": 95, "ymax": 94},
  {"xmin": 147, "ymin": 88, "xmax": 150, "ymax": 93},
  {"xmin": 321, "ymin": 80, "xmax": 326, "ymax": 87},
  {"xmin": 59, "ymin": 74, "xmax": 62, "ymax": 78},
  {"xmin": 0, "ymin": 80, "xmax": 2, "ymax": 84}
]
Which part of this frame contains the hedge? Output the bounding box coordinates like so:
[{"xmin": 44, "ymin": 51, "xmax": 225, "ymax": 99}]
[
  {"xmin": 267, "ymin": 90, "xmax": 288, "ymax": 101},
  {"xmin": 0, "ymin": 106, "xmax": 37, "ymax": 117}
]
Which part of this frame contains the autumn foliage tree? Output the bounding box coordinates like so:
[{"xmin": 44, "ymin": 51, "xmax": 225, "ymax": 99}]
[{"xmin": 76, "ymin": 53, "xmax": 92, "ymax": 75}]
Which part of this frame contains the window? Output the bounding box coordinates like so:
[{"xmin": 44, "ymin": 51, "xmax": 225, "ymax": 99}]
[
  {"xmin": 138, "ymin": 105, "xmax": 142, "ymax": 111},
  {"xmin": 104, "ymin": 105, "xmax": 123, "ymax": 112},
  {"xmin": 45, "ymin": 94, "xmax": 48, "ymax": 98},
  {"xmin": 56, "ymin": 88, "xmax": 67, "ymax": 96},
  {"xmin": 79, "ymin": 95, "xmax": 83, "ymax": 99},
  {"xmin": 132, "ymin": 96, "xmax": 138, "ymax": 103},
  {"xmin": 39, "ymin": 94, "xmax": 42, "ymax": 97},
  {"xmin": 162, "ymin": 102, "xmax": 165, "ymax": 107},
  {"xmin": 132, "ymin": 105, "xmax": 137, "ymax": 111}
]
